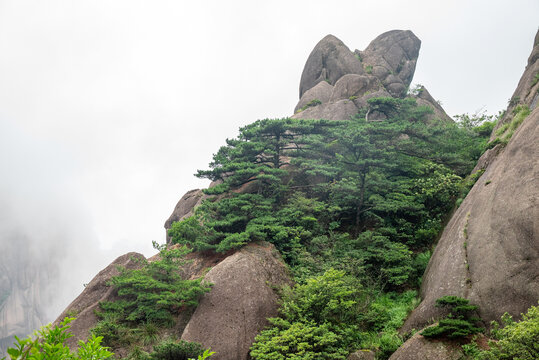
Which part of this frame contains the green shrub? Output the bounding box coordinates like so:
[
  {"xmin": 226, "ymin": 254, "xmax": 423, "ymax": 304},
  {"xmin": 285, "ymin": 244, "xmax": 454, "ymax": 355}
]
[
  {"xmin": 250, "ymin": 321, "xmax": 348, "ymax": 360},
  {"xmin": 2, "ymin": 317, "xmax": 113, "ymax": 360},
  {"xmin": 476, "ymin": 304, "xmax": 539, "ymax": 360},
  {"xmin": 149, "ymin": 340, "xmax": 205, "ymax": 360},
  {"xmin": 421, "ymin": 296, "xmax": 483, "ymax": 338},
  {"xmin": 92, "ymin": 242, "xmax": 211, "ymax": 348},
  {"xmin": 250, "ymin": 269, "xmax": 364, "ymax": 359}
]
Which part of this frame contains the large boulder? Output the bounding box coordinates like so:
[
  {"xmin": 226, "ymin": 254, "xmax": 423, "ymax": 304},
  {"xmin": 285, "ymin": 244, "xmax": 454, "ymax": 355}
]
[
  {"xmin": 388, "ymin": 330, "xmax": 464, "ymax": 360},
  {"xmin": 329, "ymin": 74, "xmax": 382, "ymax": 102},
  {"xmin": 293, "ymin": 31, "xmax": 448, "ymax": 121},
  {"xmin": 165, "ymin": 189, "xmax": 205, "ymax": 243},
  {"xmin": 292, "ymin": 99, "xmax": 358, "ymax": 120},
  {"xmin": 54, "ymin": 252, "xmax": 145, "ymax": 348},
  {"xmin": 181, "ymin": 242, "xmax": 291, "ymax": 360},
  {"xmin": 402, "ymin": 30, "xmax": 539, "ymax": 333},
  {"xmin": 360, "ymin": 30, "xmax": 421, "ymax": 97},
  {"xmin": 299, "ymin": 35, "xmax": 364, "ymax": 98},
  {"xmin": 294, "ymin": 81, "xmax": 334, "ymax": 114}
]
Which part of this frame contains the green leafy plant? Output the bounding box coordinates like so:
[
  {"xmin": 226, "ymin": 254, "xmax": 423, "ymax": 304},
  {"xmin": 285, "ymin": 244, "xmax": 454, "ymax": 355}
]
[
  {"xmin": 478, "ymin": 304, "xmax": 539, "ymax": 359},
  {"xmin": 365, "ymin": 65, "xmax": 373, "ymax": 74},
  {"xmin": 421, "ymin": 296, "xmax": 483, "ymax": 338},
  {"xmin": 149, "ymin": 339, "xmax": 205, "ymax": 360},
  {"xmin": 250, "ymin": 269, "xmax": 364, "ymax": 359},
  {"xmin": 2, "ymin": 317, "xmax": 113, "ymax": 360}
]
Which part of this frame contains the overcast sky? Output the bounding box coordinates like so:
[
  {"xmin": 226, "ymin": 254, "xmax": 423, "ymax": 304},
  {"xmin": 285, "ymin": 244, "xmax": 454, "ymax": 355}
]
[{"xmin": 0, "ymin": 0, "xmax": 538, "ymax": 318}]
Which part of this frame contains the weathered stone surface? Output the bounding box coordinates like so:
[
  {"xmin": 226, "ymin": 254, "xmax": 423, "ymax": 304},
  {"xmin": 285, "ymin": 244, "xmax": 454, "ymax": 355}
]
[
  {"xmin": 491, "ymin": 29, "xmax": 539, "ymax": 140},
  {"xmin": 181, "ymin": 242, "xmax": 291, "ymax": 360},
  {"xmin": 292, "ymin": 99, "xmax": 358, "ymax": 121},
  {"xmin": 348, "ymin": 349, "xmax": 376, "ymax": 359},
  {"xmin": 389, "ymin": 330, "xmax": 463, "ymax": 360},
  {"xmin": 402, "ymin": 35, "xmax": 539, "ymax": 332},
  {"xmin": 361, "ymin": 30, "xmax": 421, "ymax": 97},
  {"xmin": 330, "ymin": 74, "xmax": 381, "ymax": 102},
  {"xmin": 413, "ymin": 86, "xmax": 453, "ymax": 123},
  {"xmin": 0, "ymin": 235, "xmax": 50, "ymax": 355},
  {"xmin": 294, "ymin": 81, "xmax": 334, "ymax": 114},
  {"xmin": 293, "ymin": 31, "xmax": 438, "ymax": 121},
  {"xmin": 165, "ymin": 189, "xmax": 206, "ymax": 243},
  {"xmin": 299, "ymin": 35, "xmax": 363, "ymax": 98},
  {"xmin": 54, "ymin": 252, "xmax": 145, "ymax": 348}
]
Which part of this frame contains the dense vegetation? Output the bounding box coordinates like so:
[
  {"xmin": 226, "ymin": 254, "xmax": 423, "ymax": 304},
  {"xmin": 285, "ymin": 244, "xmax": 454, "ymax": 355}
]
[
  {"xmin": 90, "ymin": 242, "xmax": 212, "ymax": 358},
  {"xmin": 168, "ymin": 97, "xmax": 494, "ymax": 359},
  {"xmin": 1, "ymin": 318, "xmax": 113, "ymax": 360},
  {"xmin": 463, "ymin": 303, "xmax": 539, "ymax": 360}
]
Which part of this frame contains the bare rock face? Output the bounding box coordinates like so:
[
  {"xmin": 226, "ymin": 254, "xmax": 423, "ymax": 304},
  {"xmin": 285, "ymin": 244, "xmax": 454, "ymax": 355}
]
[
  {"xmin": 360, "ymin": 30, "xmax": 421, "ymax": 97},
  {"xmin": 0, "ymin": 236, "xmax": 50, "ymax": 355},
  {"xmin": 293, "ymin": 99, "xmax": 359, "ymax": 121},
  {"xmin": 164, "ymin": 189, "xmax": 206, "ymax": 243},
  {"xmin": 402, "ymin": 31, "xmax": 539, "ymax": 333},
  {"xmin": 299, "ymin": 35, "xmax": 364, "ymax": 98},
  {"xmin": 181, "ymin": 242, "xmax": 291, "ymax": 360},
  {"xmin": 54, "ymin": 252, "xmax": 145, "ymax": 348},
  {"xmin": 491, "ymin": 29, "xmax": 539, "ymax": 140},
  {"xmin": 329, "ymin": 74, "xmax": 382, "ymax": 102},
  {"xmin": 413, "ymin": 86, "xmax": 453, "ymax": 123},
  {"xmin": 294, "ymin": 81, "xmax": 334, "ymax": 114},
  {"xmin": 388, "ymin": 331, "xmax": 463, "ymax": 360},
  {"xmin": 293, "ymin": 31, "xmax": 449, "ymax": 121}
]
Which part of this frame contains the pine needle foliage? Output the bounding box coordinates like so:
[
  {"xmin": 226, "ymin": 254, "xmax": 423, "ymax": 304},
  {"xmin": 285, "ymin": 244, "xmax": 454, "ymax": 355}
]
[
  {"xmin": 421, "ymin": 296, "xmax": 483, "ymax": 338},
  {"xmin": 92, "ymin": 242, "xmax": 211, "ymax": 347}
]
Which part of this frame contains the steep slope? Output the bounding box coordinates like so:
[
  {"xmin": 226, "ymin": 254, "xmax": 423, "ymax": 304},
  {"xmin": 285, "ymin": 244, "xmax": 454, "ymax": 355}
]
[
  {"xmin": 54, "ymin": 242, "xmax": 290, "ymax": 360},
  {"xmin": 0, "ymin": 234, "xmax": 51, "ymax": 356},
  {"xmin": 402, "ymin": 28, "xmax": 539, "ymax": 334}
]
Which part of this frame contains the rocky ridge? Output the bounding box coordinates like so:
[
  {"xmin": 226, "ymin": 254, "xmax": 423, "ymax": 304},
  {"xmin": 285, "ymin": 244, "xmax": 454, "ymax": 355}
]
[
  {"xmin": 49, "ymin": 29, "xmax": 539, "ymax": 360},
  {"xmin": 402, "ymin": 29, "xmax": 539, "ymax": 335},
  {"xmin": 292, "ymin": 30, "xmax": 450, "ymax": 122}
]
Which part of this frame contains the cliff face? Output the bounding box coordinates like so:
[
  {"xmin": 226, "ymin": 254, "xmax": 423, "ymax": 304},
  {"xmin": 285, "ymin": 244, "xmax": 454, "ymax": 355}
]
[
  {"xmin": 402, "ymin": 29, "xmax": 539, "ymax": 333},
  {"xmin": 0, "ymin": 234, "xmax": 51, "ymax": 355}
]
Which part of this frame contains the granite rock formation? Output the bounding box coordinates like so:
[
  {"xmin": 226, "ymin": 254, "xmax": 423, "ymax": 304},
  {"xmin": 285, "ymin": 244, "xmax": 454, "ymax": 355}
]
[
  {"xmin": 402, "ymin": 29, "xmax": 539, "ymax": 334},
  {"xmin": 293, "ymin": 30, "xmax": 451, "ymax": 122},
  {"xmin": 181, "ymin": 242, "xmax": 291, "ymax": 360}
]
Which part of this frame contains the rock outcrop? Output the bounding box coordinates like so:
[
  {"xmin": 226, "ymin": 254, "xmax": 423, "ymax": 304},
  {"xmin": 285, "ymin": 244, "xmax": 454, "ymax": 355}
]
[
  {"xmin": 54, "ymin": 252, "xmax": 145, "ymax": 348},
  {"xmin": 360, "ymin": 30, "xmax": 421, "ymax": 97},
  {"xmin": 491, "ymin": 29, "xmax": 539, "ymax": 139},
  {"xmin": 0, "ymin": 234, "xmax": 52, "ymax": 356},
  {"xmin": 402, "ymin": 29, "xmax": 539, "ymax": 333},
  {"xmin": 181, "ymin": 242, "xmax": 291, "ymax": 360},
  {"xmin": 388, "ymin": 331, "xmax": 464, "ymax": 360},
  {"xmin": 53, "ymin": 242, "xmax": 290, "ymax": 360},
  {"xmin": 298, "ymin": 35, "xmax": 364, "ymax": 99},
  {"xmin": 164, "ymin": 189, "xmax": 206, "ymax": 243},
  {"xmin": 293, "ymin": 30, "xmax": 451, "ymax": 122}
]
